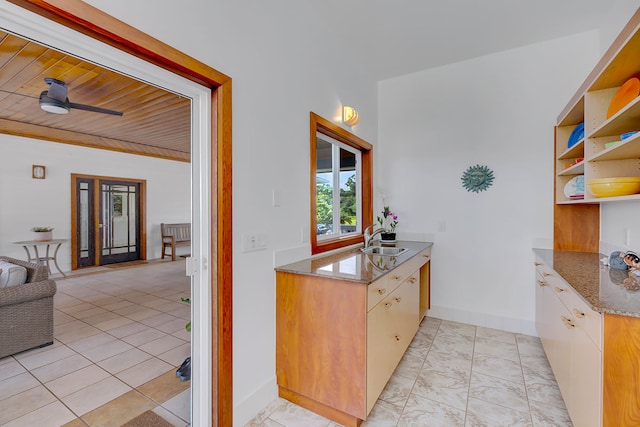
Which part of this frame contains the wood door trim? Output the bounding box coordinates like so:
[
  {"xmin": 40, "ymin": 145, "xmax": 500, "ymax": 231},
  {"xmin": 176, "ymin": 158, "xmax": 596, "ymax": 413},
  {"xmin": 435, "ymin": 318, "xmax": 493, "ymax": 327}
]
[{"xmin": 11, "ymin": 2, "xmax": 234, "ymax": 425}]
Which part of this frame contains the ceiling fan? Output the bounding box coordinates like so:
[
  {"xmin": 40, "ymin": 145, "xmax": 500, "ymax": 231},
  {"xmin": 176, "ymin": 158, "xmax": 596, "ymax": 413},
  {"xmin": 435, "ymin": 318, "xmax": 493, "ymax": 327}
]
[{"xmin": 39, "ymin": 78, "xmax": 123, "ymax": 116}]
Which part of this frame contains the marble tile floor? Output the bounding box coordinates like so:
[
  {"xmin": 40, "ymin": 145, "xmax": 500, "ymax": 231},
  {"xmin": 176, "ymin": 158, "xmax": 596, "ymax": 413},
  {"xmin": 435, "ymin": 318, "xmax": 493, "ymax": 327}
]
[
  {"xmin": 0, "ymin": 259, "xmax": 191, "ymax": 427},
  {"xmin": 246, "ymin": 317, "xmax": 573, "ymax": 427}
]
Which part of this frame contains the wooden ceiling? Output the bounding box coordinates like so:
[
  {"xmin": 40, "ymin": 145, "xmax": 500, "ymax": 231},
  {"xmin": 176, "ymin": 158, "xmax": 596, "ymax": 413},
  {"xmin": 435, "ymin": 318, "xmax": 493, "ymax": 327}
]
[{"xmin": 0, "ymin": 30, "xmax": 191, "ymax": 162}]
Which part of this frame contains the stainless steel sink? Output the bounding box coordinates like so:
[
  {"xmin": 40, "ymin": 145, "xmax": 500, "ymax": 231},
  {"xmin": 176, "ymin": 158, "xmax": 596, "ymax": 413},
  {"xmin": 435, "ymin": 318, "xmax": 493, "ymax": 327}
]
[{"xmin": 361, "ymin": 246, "xmax": 407, "ymax": 256}]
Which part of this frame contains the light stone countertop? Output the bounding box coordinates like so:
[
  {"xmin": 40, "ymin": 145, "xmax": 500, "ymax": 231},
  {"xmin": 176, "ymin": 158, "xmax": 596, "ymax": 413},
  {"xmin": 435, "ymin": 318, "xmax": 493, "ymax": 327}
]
[
  {"xmin": 275, "ymin": 240, "xmax": 433, "ymax": 284},
  {"xmin": 534, "ymin": 249, "xmax": 640, "ymax": 318}
]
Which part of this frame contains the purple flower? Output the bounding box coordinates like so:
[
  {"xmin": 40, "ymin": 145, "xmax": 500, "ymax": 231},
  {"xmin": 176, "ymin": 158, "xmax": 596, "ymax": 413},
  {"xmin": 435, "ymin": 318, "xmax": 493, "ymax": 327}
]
[{"xmin": 377, "ymin": 205, "xmax": 399, "ymax": 232}]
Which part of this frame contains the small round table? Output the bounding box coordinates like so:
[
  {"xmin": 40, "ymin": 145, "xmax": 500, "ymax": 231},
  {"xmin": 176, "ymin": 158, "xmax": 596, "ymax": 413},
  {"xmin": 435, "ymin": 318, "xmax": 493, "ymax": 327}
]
[{"xmin": 13, "ymin": 239, "xmax": 68, "ymax": 277}]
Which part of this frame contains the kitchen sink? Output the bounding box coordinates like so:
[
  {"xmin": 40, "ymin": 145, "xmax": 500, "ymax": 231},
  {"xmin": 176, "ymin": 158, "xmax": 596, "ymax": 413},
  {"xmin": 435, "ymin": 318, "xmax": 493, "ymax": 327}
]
[{"xmin": 361, "ymin": 246, "xmax": 407, "ymax": 256}]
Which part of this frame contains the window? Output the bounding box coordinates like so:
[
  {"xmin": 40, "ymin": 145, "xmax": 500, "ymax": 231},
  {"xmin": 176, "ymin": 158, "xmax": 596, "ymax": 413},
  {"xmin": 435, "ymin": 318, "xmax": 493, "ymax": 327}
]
[{"xmin": 310, "ymin": 112, "xmax": 372, "ymax": 254}]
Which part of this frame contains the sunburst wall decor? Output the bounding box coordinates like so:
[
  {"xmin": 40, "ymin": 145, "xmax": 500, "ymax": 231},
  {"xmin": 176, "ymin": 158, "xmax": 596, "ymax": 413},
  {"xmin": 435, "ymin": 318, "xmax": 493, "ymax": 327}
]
[{"xmin": 461, "ymin": 164, "xmax": 494, "ymax": 193}]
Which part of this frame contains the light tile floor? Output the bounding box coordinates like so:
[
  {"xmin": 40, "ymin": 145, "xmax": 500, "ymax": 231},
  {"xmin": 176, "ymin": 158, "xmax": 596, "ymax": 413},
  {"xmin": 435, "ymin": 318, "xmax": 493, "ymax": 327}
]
[
  {"xmin": 246, "ymin": 317, "xmax": 573, "ymax": 427},
  {"xmin": 0, "ymin": 259, "xmax": 191, "ymax": 427}
]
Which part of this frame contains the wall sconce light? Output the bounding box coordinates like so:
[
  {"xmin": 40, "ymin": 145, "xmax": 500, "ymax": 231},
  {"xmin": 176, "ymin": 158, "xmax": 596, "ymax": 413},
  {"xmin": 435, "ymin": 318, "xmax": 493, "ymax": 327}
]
[
  {"xmin": 32, "ymin": 165, "xmax": 46, "ymax": 179},
  {"xmin": 342, "ymin": 106, "xmax": 360, "ymax": 126}
]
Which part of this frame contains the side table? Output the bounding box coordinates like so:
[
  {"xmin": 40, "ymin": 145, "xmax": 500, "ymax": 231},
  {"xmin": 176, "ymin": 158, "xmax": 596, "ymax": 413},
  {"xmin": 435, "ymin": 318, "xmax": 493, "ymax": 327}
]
[{"xmin": 12, "ymin": 239, "xmax": 68, "ymax": 277}]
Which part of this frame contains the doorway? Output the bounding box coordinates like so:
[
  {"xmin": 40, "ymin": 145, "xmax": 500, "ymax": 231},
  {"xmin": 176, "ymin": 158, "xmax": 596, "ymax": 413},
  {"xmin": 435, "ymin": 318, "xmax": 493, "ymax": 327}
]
[
  {"xmin": 2, "ymin": 1, "xmax": 232, "ymax": 425},
  {"xmin": 72, "ymin": 175, "xmax": 147, "ymax": 269}
]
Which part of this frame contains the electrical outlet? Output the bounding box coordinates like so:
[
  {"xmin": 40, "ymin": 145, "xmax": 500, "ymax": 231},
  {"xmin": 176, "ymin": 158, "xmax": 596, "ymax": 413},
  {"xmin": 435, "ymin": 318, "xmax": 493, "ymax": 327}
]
[{"xmin": 242, "ymin": 232, "xmax": 268, "ymax": 252}]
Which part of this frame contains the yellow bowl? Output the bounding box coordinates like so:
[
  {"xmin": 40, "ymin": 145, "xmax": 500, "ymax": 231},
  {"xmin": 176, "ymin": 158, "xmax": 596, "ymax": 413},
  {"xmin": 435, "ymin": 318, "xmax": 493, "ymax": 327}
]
[{"xmin": 587, "ymin": 177, "xmax": 640, "ymax": 197}]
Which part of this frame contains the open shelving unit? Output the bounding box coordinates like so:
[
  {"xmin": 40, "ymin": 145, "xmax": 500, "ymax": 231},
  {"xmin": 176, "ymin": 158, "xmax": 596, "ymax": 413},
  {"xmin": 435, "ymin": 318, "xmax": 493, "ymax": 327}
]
[
  {"xmin": 555, "ymin": 15, "xmax": 640, "ymax": 207},
  {"xmin": 554, "ymin": 8, "xmax": 640, "ymax": 251}
]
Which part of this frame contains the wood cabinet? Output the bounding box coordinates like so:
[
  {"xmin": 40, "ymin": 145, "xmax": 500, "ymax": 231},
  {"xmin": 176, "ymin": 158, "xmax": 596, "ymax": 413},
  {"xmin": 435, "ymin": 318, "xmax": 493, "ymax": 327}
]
[
  {"xmin": 276, "ymin": 247, "xmax": 430, "ymax": 426},
  {"xmin": 555, "ymin": 8, "xmax": 640, "ymax": 205},
  {"xmin": 535, "ymin": 258, "xmax": 602, "ymax": 426}
]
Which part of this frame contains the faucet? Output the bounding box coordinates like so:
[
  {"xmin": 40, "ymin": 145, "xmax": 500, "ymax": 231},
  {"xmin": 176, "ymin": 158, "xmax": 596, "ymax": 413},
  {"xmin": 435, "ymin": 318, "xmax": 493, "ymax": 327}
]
[{"xmin": 364, "ymin": 225, "xmax": 387, "ymax": 249}]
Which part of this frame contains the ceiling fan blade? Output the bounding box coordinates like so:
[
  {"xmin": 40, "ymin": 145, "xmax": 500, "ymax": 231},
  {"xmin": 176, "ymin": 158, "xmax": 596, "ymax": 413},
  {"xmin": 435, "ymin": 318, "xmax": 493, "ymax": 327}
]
[
  {"xmin": 44, "ymin": 78, "xmax": 68, "ymax": 102},
  {"xmin": 68, "ymin": 102, "xmax": 124, "ymax": 116}
]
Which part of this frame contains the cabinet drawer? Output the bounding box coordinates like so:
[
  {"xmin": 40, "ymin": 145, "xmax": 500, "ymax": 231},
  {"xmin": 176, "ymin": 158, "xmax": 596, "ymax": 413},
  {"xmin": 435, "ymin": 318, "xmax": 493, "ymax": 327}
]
[
  {"xmin": 404, "ymin": 248, "xmax": 431, "ymax": 276},
  {"xmin": 387, "ymin": 262, "xmax": 415, "ymax": 292},
  {"xmin": 538, "ymin": 265, "xmax": 573, "ymax": 310},
  {"xmin": 368, "ymin": 276, "xmax": 390, "ymax": 311},
  {"xmin": 570, "ymin": 292, "xmax": 602, "ymax": 350}
]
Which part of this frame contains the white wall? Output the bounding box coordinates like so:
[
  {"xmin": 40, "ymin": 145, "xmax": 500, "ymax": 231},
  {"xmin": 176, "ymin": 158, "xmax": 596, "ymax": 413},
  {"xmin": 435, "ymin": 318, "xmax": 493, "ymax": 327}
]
[
  {"xmin": 378, "ymin": 31, "xmax": 602, "ymax": 335},
  {"xmin": 599, "ymin": 0, "xmax": 640, "ymax": 53},
  {"xmin": 0, "ymin": 135, "xmax": 191, "ymax": 269},
  {"xmin": 79, "ymin": 1, "xmax": 379, "ymax": 425}
]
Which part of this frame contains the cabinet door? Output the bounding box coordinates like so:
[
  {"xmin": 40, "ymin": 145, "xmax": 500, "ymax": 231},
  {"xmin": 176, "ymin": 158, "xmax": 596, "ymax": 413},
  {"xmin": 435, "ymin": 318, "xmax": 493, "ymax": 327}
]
[
  {"xmin": 570, "ymin": 326, "xmax": 602, "ymax": 427},
  {"xmin": 366, "ymin": 275, "xmax": 419, "ymax": 414},
  {"xmin": 549, "ymin": 292, "xmax": 573, "ymax": 404},
  {"xmin": 536, "ymin": 269, "xmax": 555, "ymax": 362}
]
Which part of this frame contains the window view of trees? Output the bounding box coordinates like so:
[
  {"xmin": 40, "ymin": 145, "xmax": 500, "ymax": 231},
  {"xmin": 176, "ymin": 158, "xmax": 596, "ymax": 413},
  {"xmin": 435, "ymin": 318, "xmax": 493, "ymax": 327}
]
[{"xmin": 316, "ymin": 173, "xmax": 357, "ymax": 235}]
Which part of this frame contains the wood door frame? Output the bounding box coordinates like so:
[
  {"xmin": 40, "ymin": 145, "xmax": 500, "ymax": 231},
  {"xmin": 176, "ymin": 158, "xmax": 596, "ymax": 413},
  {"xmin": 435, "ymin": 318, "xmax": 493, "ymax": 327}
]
[
  {"xmin": 9, "ymin": 1, "xmax": 234, "ymax": 425},
  {"xmin": 70, "ymin": 174, "xmax": 148, "ymax": 270}
]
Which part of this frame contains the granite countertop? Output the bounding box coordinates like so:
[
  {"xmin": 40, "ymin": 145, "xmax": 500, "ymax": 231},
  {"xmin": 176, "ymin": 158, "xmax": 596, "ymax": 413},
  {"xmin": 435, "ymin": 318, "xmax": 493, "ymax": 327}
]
[
  {"xmin": 275, "ymin": 240, "xmax": 433, "ymax": 284},
  {"xmin": 534, "ymin": 248, "xmax": 640, "ymax": 318}
]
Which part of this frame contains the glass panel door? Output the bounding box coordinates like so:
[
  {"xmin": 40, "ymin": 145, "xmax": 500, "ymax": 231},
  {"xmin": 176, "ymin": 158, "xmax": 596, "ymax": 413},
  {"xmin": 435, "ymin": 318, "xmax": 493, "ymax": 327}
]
[
  {"xmin": 76, "ymin": 178, "xmax": 96, "ymax": 267},
  {"xmin": 100, "ymin": 180, "xmax": 140, "ymax": 264}
]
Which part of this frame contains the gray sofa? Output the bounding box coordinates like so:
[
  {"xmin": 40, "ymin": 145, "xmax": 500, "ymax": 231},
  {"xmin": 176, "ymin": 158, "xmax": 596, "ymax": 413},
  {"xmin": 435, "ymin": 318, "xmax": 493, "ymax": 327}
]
[{"xmin": 0, "ymin": 256, "xmax": 56, "ymax": 358}]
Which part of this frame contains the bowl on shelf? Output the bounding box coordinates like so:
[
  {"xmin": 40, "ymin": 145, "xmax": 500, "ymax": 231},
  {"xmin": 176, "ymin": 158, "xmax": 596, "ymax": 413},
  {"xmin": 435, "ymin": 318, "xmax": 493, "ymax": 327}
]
[
  {"xmin": 586, "ymin": 177, "xmax": 640, "ymax": 198},
  {"xmin": 567, "ymin": 122, "xmax": 584, "ymax": 149}
]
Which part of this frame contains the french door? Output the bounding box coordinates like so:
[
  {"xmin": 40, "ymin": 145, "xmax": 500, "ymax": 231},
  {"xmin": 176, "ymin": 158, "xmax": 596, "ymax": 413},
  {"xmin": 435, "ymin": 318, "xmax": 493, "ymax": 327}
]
[{"xmin": 72, "ymin": 174, "xmax": 147, "ymax": 269}]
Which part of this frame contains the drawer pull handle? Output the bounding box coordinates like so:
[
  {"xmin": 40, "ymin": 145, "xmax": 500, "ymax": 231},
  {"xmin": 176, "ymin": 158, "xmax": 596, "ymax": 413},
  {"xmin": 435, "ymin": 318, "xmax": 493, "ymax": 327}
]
[
  {"xmin": 408, "ymin": 277, "xmax": 417, "ymax": 284},
  {"xmin": 561, "ymin": 316, "xmax": 575, "ymax": 329},
  {"xmin": 384, "ymin": 302, "xmax": 392, "ymax": 309},
  {"xmin": 376, "ymin": 288, "xmax": 386, "ymax": 295},
  {"xmin": 536, "ymin": 280, "xmax": 547, "ymax": 287},
  {"xmin": 572, "ymin": 309, "xmax": 585, "ymax": 318},
  {"xmin": 543, "ymin": 272, "xmax": 552, "ymax": 277},
  {"xmin": 555, "ymin": 286, "xmax": 565, "ymax": 293},
  {"xmin": 391, "ymin": 275, "xmax": 401, "ymax": 281},
  {"xmin": 394, "ymin": 297, "xmax": 402, "ymax": 303},
  {"xmin": 394, "ymin": 335, "xmax": 401, "ymax": 341},
  {"xmin": 534, "ymin": 262, "xmax": 542, "ymax": 266},
  {"xmin": 423, "ymin": 254, "xmax": 430, "ymax": 258}
]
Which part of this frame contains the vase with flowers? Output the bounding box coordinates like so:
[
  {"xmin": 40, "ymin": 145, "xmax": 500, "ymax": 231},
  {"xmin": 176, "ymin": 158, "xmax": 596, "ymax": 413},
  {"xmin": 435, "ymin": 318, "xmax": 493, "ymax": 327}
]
[{"xmin": 377, "ymin": 206, "xmax": 398, "ymax": 241}]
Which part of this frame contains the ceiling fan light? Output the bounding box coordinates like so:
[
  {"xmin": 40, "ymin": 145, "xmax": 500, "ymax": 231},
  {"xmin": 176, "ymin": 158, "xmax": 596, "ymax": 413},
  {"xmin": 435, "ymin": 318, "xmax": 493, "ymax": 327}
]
[
  {"xmin": 40, "ymin": 103, "xmax": 70, "ymax": 114},
  {"xmin": 39, "ymin": 92, "xmax": 70, "ymax": 114}
]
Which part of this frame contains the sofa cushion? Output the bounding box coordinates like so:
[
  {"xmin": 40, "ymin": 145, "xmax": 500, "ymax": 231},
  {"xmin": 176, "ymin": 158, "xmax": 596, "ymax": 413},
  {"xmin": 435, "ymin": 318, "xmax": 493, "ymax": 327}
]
[{"xmin": 0, "ymin": 261, "xmax": 28, "ymax": 288}]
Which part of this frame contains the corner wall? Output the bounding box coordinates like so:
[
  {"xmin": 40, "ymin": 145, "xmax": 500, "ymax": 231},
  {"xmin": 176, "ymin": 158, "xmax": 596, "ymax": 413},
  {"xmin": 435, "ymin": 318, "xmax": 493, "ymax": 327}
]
[{"xmin": 378, "ymin": 31, "xmax": 602, "ymax": 335}]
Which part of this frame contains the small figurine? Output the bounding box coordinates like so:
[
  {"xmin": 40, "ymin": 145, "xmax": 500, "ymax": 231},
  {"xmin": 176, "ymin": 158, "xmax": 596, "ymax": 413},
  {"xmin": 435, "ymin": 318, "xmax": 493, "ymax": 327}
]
[
  {"xmin": 623, "ymin": 251, "xmax": 640, "ymax": 271},
  {"xmin": 609, "ymin": 251, "xmax": 629, "ymax": 270}
]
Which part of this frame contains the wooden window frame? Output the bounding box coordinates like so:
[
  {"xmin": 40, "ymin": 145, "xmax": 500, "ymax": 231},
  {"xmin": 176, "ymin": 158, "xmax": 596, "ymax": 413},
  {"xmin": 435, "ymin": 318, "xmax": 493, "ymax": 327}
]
[{"xmin": 310, "ymin": 112, "xmax": 372, "ymax": 255}]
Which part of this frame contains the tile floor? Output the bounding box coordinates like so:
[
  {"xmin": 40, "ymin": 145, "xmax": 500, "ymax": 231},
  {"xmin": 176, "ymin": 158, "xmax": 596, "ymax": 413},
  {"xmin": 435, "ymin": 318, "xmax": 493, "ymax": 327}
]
[
  {"xmin": 246, "ymin": 317, "xmax": 573, "ymax": 427},
  {"xmin": 0, "ymin": 259, "xmax": 191, "ymax": 427}
]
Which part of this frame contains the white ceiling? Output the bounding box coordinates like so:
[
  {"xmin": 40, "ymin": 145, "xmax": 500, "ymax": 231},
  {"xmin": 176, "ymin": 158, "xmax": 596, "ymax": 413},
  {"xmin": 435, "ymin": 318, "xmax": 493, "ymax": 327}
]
[{"xmin": 312, "ymin": 0, "xmax": 615, "ymax": 80}]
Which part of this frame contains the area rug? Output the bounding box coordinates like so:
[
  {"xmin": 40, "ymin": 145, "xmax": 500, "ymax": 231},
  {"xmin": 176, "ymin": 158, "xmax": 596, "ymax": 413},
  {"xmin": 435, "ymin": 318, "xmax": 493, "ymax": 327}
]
[
  {"xmin": 121, "ymin": 410, "xmax": 173, "ymax": 427},
  {"xmin": 105, "ymin": 260, "xmax": 150, "ymax": 269}
]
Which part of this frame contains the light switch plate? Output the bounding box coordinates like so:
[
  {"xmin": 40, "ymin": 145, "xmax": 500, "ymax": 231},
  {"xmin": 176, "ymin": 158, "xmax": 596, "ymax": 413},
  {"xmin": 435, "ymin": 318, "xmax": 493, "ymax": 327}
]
[{"xmin": 242, "ymin": 232, "xmax": 268, "ymax": 252}]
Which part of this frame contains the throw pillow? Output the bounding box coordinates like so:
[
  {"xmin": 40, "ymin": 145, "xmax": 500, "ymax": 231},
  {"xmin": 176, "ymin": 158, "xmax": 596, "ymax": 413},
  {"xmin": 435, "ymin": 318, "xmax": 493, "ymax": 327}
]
[{"xmin": 0, "ymin": 261, "xmax": 28, "ymax": 288}]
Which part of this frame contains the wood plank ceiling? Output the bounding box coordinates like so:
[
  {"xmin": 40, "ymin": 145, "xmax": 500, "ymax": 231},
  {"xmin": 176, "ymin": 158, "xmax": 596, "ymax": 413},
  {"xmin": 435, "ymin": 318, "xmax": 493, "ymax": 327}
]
[{"xmin": 0, "ymin": 30, "xmax": 191, "ymax": 162}]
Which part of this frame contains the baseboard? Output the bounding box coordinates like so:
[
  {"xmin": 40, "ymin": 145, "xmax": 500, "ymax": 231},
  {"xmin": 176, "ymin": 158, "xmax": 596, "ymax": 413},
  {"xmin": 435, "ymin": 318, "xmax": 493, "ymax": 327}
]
[
  {"xmin": 427, "ymin": 305, "xmax": 537, "ymax": 337},
  {"xmin": 233, "ymin": 375, "xmax": 278, "ymax": 427}
]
